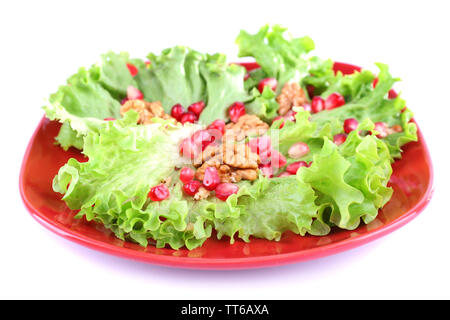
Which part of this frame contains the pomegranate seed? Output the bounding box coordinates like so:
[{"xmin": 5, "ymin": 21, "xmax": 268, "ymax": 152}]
[
  {"xmin": 259, "ymin": 148, "xmax": 272, "ymax": 165},
  {"xmin": 278, "ymin": 172, "xmax": 292, "ymax": 177},
  {"xmin": 126, "ymin": 63, "xmax": 138, "ymax": 77},
  {"xmin": 179, "ymin": 137, "xmax": 200, "ymax": 159},
  {"xmin": 182, "ymin": 180, "xmax": 202, "ymax": 196},
  {"xmin": 180, "ymin": 112, "xmax": 198, "ymax": 124},
  {"xmin": 187, "ymin": 101, "xmax": 205, "ymax": 116},
  {"xmin": 207, "ymin": 119, "xmax": 226, "ymax": 135},
  {"xmin": 286, "ymin": 161, "xmax": 308, "ymax": 174},
  {"xmin": 285, "ymin": 110, "xmax": 297, "ymax": 122},
  {"xmin": 104, "ymin": 117, "xmax": 116, "ymax": 121},
  {"xmin": 148, "ymin": 184, "xmax": 170, "ymax": 201},
  {"xmin": 343, "ymin": 118, "xmax": 359, "ymax": 134},
  {"xmin": 215, "ymin": 183, "xmax": 239, "ymax": 201},
  {"xmin": 248, "ymin": 136, "xmax": 271, "ymax": 154},
  {"xmin": 259, "ymin": 164, "xmax": 273, "ymax": 178},
  {"xmin": 258, "ymin": 78, "xmax": 278, "ymax": 93},
  {"xmin": 311, "ymin": 96, "xmax": 325, "ymax": 113},
  {"xmin": 193, "ymin": 130, "xmax": 215, "ymax": 150},
  {"xmin": 203, "ymin": 167, "xmax": 220, "ymax": 191},
  {"xmin": 373, "ymin": 122, "xmax": 388, "ymax": 138},
  {"xmin": 121, "ymin": 98, "xmax": 128, "ymax": 105},
  {"xmin": 372, "ymin": 78, "xmax": 379, "ymax": 88},
  {"xmin": 272, "ymin": 116, "xmax": 285, "ymax": 128},
  {"xmin": 228, "ymin": 102, "xmax": 246, "ymax": 123},
  {"xmin": 333, "ymin": 133, "xmax": 347, "ymax": 145},
  {"xmin": 288, "ymin": 142, "xmax": 310, "ymax": 159},
  {"xmin": 307, "ymin": 85, "xmax": 315, "ymax": 98},
  {"xmin": 127, "ymin": 85, "xmax": 144, "ymax": 100},
  {"xmin": 388, "ymin": 89, "xmax": 397, "ymax": 99},
  {"xmin": 325, "ymin": 92, "xmax": 345, "ymax": 110},
  {"xmin": 179, "ymin": 167, "xmax": 194, "ymax": 184},
  {"xmin": 171, "ymin": 104, "xmax": 185, "ymax": 121},
  {"xmin": 270, "ymin": 149, "xmax": 287, "ymax": 168}
]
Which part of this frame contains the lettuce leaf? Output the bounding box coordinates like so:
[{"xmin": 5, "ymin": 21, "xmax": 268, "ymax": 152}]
[{"xmin": 236, "ymin": 25, "xmax": 314, "ymax": 90}]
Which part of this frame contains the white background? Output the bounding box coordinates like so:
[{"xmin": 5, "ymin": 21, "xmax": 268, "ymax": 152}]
[{"xmin": 1, "ymin": 0, "xmax": 449, "ymax": 299}]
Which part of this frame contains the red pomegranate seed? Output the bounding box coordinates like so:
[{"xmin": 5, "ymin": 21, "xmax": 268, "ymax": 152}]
[
  {"xmin": 258, "ymin": 78, "xmax": 278, "ymax": 93},
  {"xmin": 127, "ymin": 85, "xmax": 143, "ymax": 100},
  {"xmin": 285, "ymin": 110, "xmax": 297, "ymax": 122},
  {"xmin": 180, "ymin": 112, "xmax": 198, "ymax": 124},
  {"xmin": 307, "ymin": 85, "xmax": 315, "ymax": 98},
  {"xmin": 179, "ymin": 137, "xmax": 200, "ymax": 159},
  {"xmin": 311, "ymin": 96, "xmax": 325, "ymax": 113},
  {"xmin": 288, "ymin": 142, "xmax": 310, "ymax": 159},
  {"xmin": 179, "ymin": 167, "xmax": 194, "ymax": 184},
  {"xmin": 270, "ymin": 149, "xmax": 287, "ymax": 168},
  {"xmin": 192, "ymin": 130, "xmax": 214, "ymax": 150},
  {"xmin": 259, "ymin": 164, "xmax": 273, "ymax": 178},
  {"xmin": 272, "ymin": 116, "xmax": 285, "ymax": 128},
  {"xmin": 148, "ymin": 184, "xmax": 170, "ymax": 201},
  {"xmin": 372, "ymin": 78, "xmax": 379, "ymax": 88},
  {"xmin": 373, "ymin": 122, "xmax": 388, "ymax": 138},
  {"xmin": 187, "ymin": 101, "xmax": 205, "ymax": 116},
  {"xmin": 126, "ymin": 63, "xmax": 138, "ymax": 77},
  {"xmin": 228, "ymin": 102, "xmax": 246, "ymax": 123},
  {"xmin": 325, "ymin": 92, "xmax": 345, "ymax": 110},
  {"xmin": 203, "ymin": 167, "xmax": 220, "ymax": 191},
  {"xmin": 388, "ymin": 89, "xmax": 397, "ymax": 99},
  {"xmin": 333, "ymin": 133, "xmax": 347, "ymax": 145},
  {"xmin": 215, "ymin": 183, "xmax": 239, "ymax": 201},
  {"xmin": 104, "ymin": 117, "xmax": 116, "ymax": 121},
  {"xmin": 248, "ymin": 136, "xmax": 271, "ymax": 154},
  {"xmin": 182, "ymin": 180, "xmax": 202, "ymax": 196},
  {"xmin": 278, "ymin": 172, "xmax": 292, "ymax": 177},
  {"xmin": 343, "ymin": 118, "xmax": 359, "ymax": 134},
  {"xmin": 207, "ymin": 119, "xmax": 226, "ymax": 136},
  {"xmin": 259, "ymin": 148, "xmax": 272, "ymax": 165},
  {"xmin": 171, "ymin": 104, "xmax": 185, "ymax": 121},
  {"xmin": 286, "ymin": 161, "xmax": 308, "ymax": 174}
]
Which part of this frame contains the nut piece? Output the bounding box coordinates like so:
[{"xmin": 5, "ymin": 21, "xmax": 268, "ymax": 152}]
[
  {"xmin": 193, "ymin": 186, "xmax": 211, "ymax": 201},
  {"xmin": 194, "ymin": 140, "xmax": 260, "ymax": 183},
  {"xmin": 225, "ymin": 114, "xmax": 269, "ymax": 141},
  {"xmin": 120, "ymin": 99, "xmax": 173, "ymax": 124},
  {"xmin": 276, "ymin": 82, "xmax": 308, "ymax": 116}
]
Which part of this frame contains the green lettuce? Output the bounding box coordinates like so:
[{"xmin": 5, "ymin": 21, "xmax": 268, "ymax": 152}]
[{"xmin": 236, "ymin": 25, "xmax": 314, "ymax": 90}]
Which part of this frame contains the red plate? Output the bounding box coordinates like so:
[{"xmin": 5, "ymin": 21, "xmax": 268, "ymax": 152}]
[{"xmin": 19, "ymin": 62, "xmax": 434, "ymax": 269}]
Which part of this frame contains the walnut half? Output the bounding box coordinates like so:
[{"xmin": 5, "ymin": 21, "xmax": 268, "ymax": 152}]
[
  {"xmin": 276, "ymin": 82, "xmax": 308, "ymax": 116},
  {"xmin": 120, "ymin": 99, "xmax": 173, "ymax": 124}
]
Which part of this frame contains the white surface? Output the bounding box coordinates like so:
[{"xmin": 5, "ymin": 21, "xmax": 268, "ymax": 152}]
[{"xmin": 1, "ymin": 0, "xmax": 449, "ymax": 299}]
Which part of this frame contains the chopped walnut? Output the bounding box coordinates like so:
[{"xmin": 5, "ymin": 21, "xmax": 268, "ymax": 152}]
[
  {"xmin": 120, "ymin": 99, "xmax": 173, "ymax": 124},
  {"xmin": 225, "ymin": 114, "xmax": 269, "ymax": 140},
  {"xmin": 193, "ymin": 186, "xmax": 211, "ymax": 201},
  {"xmin": 276, "ymin": 82, "xmax": 308, "ymax": 116}
]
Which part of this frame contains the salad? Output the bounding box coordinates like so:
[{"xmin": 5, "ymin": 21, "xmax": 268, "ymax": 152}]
[{"xmin": 45, "ymin": 25, "xmax": 417, "ymax": 250}]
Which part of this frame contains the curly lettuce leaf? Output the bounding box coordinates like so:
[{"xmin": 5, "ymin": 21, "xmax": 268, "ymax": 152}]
[
  {"xmin": 299, "ymin": 120, "xmax": 393, "ymax": 231},
  {"xmin": 134, "ymin": 46, "xmax": 206, "ymax": 111},
  {"xmin": 236, "ymin": 25, "xmax": 314, "ymax": 89},
  {"xmin": 198, "ymin": 55, "xmax": 253, "ymax": 124}
]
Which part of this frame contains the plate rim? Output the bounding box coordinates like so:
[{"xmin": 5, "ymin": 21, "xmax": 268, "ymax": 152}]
[{"xmin": 19, "ymin": 62, "xmax": 434, "ymax": 270}]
